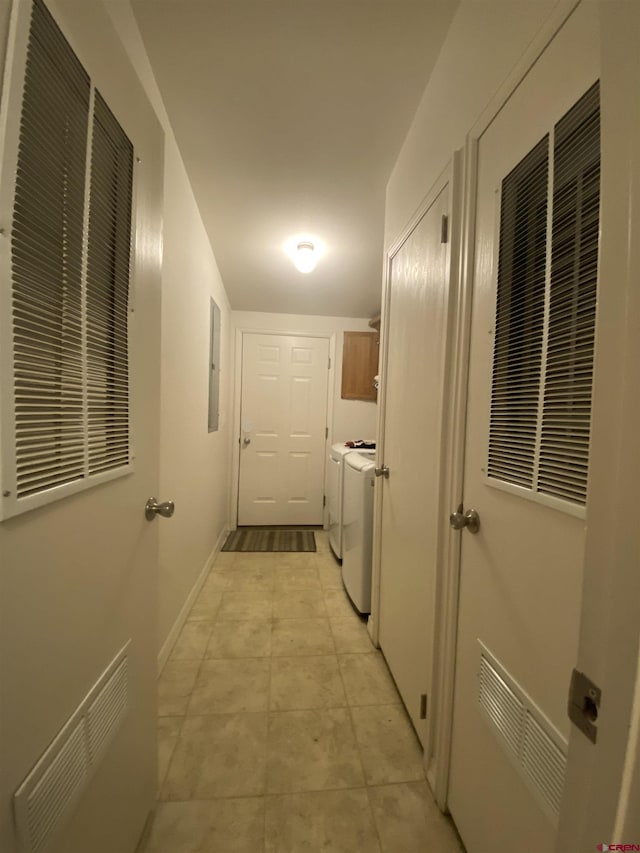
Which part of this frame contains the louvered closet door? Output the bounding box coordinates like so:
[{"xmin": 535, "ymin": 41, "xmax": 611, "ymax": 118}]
[
  {"xmin": 447, "ymin": 5, "xmax": 600, "ymax": 852},
  {"xmin": 0, "ymin": 2, "xmax": 163, "ymax": 852}
]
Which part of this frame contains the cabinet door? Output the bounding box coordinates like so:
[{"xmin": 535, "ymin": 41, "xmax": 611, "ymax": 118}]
[{"xmin": 341, "ymin": 331, "xmax": 379, "ymax": 401}]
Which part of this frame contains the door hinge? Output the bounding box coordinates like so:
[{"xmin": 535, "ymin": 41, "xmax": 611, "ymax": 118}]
[
  {"xmin": 328, "ymin": 357, "xmax": 331, "ymax": 369},
  {"xmin": 441, "ymin": 214, "xmax": 449, "ymax": 244},
  {"xmin": 323, "ymin": 495, "xmax": 326, "ymax": 507},
  {"xmin": 568, "ymin": 668, "xmax": 601, "ymax": 744},
  {"xmin": 419, "ymin": 693, "xmax": 428, "ymax": 720},
  {"xmin": 325, "ymin": 427, "xmax": 328, "ymax": 439}
]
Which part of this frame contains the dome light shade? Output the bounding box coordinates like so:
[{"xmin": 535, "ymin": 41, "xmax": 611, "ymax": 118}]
[
  {"xmin": 293, "ymin": 241, "xmax": 317, "ymax": 273},
  {"xmin": 284, "ymin": 233, "xmax": 326, "ymax": 274}
]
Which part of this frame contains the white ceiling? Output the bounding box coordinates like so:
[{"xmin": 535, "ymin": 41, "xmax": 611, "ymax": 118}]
[{"xmin": 131, "ymin": 1, "xmax": 458, "ymax": 318}]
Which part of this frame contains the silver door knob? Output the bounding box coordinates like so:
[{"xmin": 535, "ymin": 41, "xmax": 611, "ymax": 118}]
[
  {"xmin": 145, "ymin": 497, "xmax": 175, "ymax": 521},
  {"xmin": 242, "ymin": 436, "xmax": 251, "ymax": 447},
  {"xmin": 374, "ymin": 465, "xmax": 389, "ymax": 479},
  {"xmin": 449, "ymin": 505, "xmax": 480, "ymax": 534}
]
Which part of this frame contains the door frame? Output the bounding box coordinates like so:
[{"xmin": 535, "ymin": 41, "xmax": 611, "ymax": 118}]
[{"xmin": 229, "ymin": 326, "xmax": 335, "ymax": 530}]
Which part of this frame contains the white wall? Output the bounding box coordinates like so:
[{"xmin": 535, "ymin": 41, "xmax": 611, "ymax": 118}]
[
  {"xmin": 232, "ymin": 311, "xmax": 378, "ymax": 443},
  {"xmin": 156, "ymin": 140, "xmax": 232, "ymax": 654},
  {"xmin": 107, "ymin": 3, "xmax": 233, "ymax": 658},
  {"xmin": 385, "ymin": 0, "xmax": 557, "ymax": 247}
]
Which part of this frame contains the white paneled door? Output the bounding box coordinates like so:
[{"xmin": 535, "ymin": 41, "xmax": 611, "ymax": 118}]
[
  {"xmin": 238, "ymin": 333, "xmax": 330, "ymax": 526},
  {"xmin": 377, "ymin": 176, "xmax": 452, "ymax": 746},
  {"xmin": 447, "ymin": 6, "xmax": 599, "ymax": 852}
]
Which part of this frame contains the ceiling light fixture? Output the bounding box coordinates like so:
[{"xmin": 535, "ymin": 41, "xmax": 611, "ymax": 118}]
[
  {"xmin": 284, "ymin": 234, "xmax": 326, "ymax": 274},
  {"xmin": 293, "ymin": 241, "xmax": 317, "ymax": 274}
]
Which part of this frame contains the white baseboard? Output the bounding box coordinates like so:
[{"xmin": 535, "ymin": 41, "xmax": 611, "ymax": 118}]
[{"xmin": 157, "ymin": 525, "xmax": 229, "ymax": 674}]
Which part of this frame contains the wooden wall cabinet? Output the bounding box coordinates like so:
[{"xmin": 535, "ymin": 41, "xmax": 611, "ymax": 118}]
[{"xmin": 341, "ymin": 331, "xmax": 379, "ymax": 401}]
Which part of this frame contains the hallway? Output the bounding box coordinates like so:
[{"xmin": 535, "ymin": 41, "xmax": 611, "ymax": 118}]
[{"xmin": 140, "ymin": 531, "xmax": 463, "ymax": 852}]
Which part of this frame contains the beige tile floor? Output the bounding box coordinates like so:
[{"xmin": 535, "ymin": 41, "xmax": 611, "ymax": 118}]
[{"xmin": 140, "ymin": 531, "xmax": 464, "ymax": 853}]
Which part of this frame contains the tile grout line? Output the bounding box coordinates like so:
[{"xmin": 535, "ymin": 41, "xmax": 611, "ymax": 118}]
[
  {"xmin": 365, "ymin": 783, "xmax": 386, "ymax": 853},
  {"xmin": 329, "ymin": 583, "xmax": 406, "ymax": 852},
  {"xmin": 333, "ymin": 623, "xmax": 386, "ymax": 851},
  {"xmin": 156, "ymin": 714, "xmax": 186, "ymax": 797},
  {"xmin": 263, "ymin": 570, "xmax": 275, "ymax": 853},
  {"xmin": 159, "ymin": 555, "xmax": 230, "ymax": 799},
  {"xmin": 154, "ymin": 779, "xmax": 431, "ymax": 804},
  {"xmin": 159, "ymin": 696, "xmax": 404, "ymax": 724},
  {"xmin": 338, "ymin": 629, "xmax": 394, "ymax": 851}
]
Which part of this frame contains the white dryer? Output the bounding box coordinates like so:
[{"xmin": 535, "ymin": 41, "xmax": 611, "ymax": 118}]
[
  {"xmin": 342, "ymin": 453, "xmax": 376, "ymax": 613},
  {"xmin": 327, "ymin": 443, "xmax": 375, "ymax": 560}
]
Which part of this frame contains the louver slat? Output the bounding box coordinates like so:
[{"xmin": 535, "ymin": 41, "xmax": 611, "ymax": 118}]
[
  {"xmin": 11, "ymin": 0, "xmax": 90, "ymax": 499},
  {"xmin": 486, "ymin": 83, "xmax": 599, "ymax": 512},
  {"xmin": 4, "ymin": 0, "xmax": 134, "ymax": 515},
  {"xmin": 85, "ymin": 92, "xmax": 133, "ymax": 476},
  {"xmin": 488, "ymin": 136, "xmax": 549, "ymax": 488},
  {"xmin": 539, "ymin": 83, "xmax": 600, "ymax": 506}
]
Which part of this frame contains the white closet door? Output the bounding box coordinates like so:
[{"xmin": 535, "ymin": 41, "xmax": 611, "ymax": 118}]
[
  {"xmin": 448, "ymin": 6, "xmax": 600, "ymax": 851},
  {"xmin": 378, "ymin": 178, "xmax": 452, "ymax": 745}
]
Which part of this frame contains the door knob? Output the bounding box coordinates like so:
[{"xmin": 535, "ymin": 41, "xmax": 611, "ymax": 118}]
[
  {"xmin": 374, "ymin": 465, "xmax": 389, "ymax": 479},
  {"xmin": 242, "ymin": 436, "xmax": 251, "ymax": 447},
  {"xmin": 145, "ymin": 497, "xmax": 175, "ymax": 521},
  {"xmin": 449, "ymin": 505, "xmax": 480, "ymax": 534}
]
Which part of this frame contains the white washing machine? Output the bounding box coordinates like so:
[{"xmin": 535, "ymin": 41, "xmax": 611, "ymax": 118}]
[
  {"xmin": 327, "ymin": 443, "xmax": 375, "ymax": 560},
  {"xmin": 342, "ymin": 453, "xmax": 376, "ymax": 613}
]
